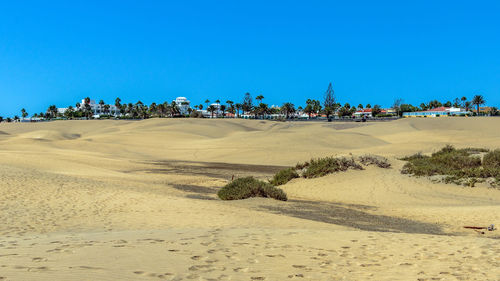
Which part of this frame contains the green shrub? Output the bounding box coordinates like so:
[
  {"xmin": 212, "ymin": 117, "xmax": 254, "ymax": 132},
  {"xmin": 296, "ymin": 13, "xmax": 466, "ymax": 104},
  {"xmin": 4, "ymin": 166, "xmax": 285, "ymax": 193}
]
[
  {"xmin": 483, "ymin": 150, "xmax": 500, "ymax": 169},
  {"xmin": 295, "ymin": 161, "xmax": 309, "ymax": 170},
  {"xmin": 462, "ymin": 147, "xmax": 490, "ymax": 154},
  {"xmin": 400, "ymin": 145, "xmax": 500, "ymax": 186},
  {"xmin": 358, "ymin": 155, "xmax": 391, "ymax": 168},
  {"xmin": 400, "ymin": 152, "xmax": 429, "ymax": 162},
  {"xmin": 302, "ymin": 157, "xmax": 363, "ymax": 178},
  {"xmin": 217, "ymin": 177, "xmax": 287, "ymax": 201},
  {"xmin": 270, "ymin": 168, "xmax": 299, "ymax": 186}
]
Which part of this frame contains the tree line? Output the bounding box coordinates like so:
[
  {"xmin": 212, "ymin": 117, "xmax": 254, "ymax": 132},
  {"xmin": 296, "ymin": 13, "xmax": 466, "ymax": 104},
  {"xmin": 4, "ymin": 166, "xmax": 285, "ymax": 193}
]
[{"xmin": 1, "ymin": 84, "xmax": 497, "ymax": 122}]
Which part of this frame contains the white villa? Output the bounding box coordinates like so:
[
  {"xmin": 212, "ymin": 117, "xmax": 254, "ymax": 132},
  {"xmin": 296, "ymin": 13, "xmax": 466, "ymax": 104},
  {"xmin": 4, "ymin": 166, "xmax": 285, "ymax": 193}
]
[
  {"xmin": 58, "ymin": 99, "xmax": 120, "ymax": 117},
  {"xmin": 173, "ymin": 97, "xmax": 191, "ymax": 115}
]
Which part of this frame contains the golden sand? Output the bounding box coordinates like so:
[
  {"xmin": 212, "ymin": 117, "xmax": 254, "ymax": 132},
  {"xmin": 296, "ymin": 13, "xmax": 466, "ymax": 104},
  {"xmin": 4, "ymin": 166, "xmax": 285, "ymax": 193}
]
[{"xmin": 0, "ymin": 118, "xmax": 499, "ymax": 280}]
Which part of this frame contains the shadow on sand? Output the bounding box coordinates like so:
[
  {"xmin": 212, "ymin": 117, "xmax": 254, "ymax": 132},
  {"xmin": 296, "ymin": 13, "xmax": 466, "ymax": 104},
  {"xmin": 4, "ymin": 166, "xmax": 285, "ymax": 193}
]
[
  {"xmin": 258, "ymin": 199, "xmax": 444, "ymax": 235},
  {"xmin": 140, "ymin": 160, "xmax": 288, "ymax": 180}
]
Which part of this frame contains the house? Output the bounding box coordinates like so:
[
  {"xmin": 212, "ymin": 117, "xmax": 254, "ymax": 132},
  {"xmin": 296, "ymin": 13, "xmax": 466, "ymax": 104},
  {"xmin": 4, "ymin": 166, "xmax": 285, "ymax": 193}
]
[
  {"xmin": 479, "ymin": 107, "xmax": 493, "ymax": 114},
  {"xmin": 354, "ymin": 108, "xmax": 388, "ymax": 118},
  {"xmin": 173, "ymin": 97, "xmax": 191, "ymax": 115},
  {"xmin": 403, "ymin": 107, "xmax": 469, "ymax": 117},
  {"xmin": 58, "ymin": 99, "xmax": 120, "ymax": 117}
]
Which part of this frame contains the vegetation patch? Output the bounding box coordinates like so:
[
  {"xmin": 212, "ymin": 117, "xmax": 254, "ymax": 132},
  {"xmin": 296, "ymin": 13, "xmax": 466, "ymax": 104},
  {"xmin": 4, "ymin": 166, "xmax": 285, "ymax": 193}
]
[
  {"xmin": 401, "ymin": 145, "xmax": 500, "ymax": 187},
  {"xmin": 218, "ymin": 177, "xmax": 287, "ymax": 201},
  {"xmin": 301, "ymin": 157, "xmax": 363, "ymax": 178},
  {"xmin": 270, "ymin": 155, "xmax": 391, "ymax": 186},
  {"xmin": 358, "ymin": 155, "xmax": 391, "ymax": 168},
  {"xmin": 270, "ymin": 168, "xmax": 299, "ymax": 186}
]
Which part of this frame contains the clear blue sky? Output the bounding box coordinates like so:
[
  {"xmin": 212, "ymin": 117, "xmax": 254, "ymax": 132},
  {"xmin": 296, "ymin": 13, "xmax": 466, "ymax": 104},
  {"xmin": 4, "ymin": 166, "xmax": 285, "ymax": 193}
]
[{"xmin": 1, "ymin": 0, "xmax": 499, "ymax": 117}]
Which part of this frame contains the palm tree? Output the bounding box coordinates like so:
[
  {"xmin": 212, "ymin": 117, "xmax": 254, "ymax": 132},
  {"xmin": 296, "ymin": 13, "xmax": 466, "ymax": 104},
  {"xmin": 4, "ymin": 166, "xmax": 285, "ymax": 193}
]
[
  {"xmin": 115, "ymin": 98, "xmax": 122, "ymax": 116},
  {"xmin": 170, "ymin": 101, "xmax": 180, "ymax": 117},
  {"xmin": 428, "ymin": 100, "xmax": 442, "ymax": 109},
  {"xmin": 21, "ymin": 108, "xmax": 28, "ymax": 119},
  {"xmin": 465, "ymin": 101, "xmax": 472, "ymax": 112},
  {"xmin": 47, "ymin": 105, "xmax": 57, "ymax": 119},
  {"xmin": 220, "ymin": 105, "xmax": 226, "ymax": 117},
  {"xmin": 304, "ymin": 104, "xmax": 314, "ymax": 119},
  {"xmin": 281, "ymin": 102, "xmax": 295, "ymax": 119},
  {"xmin": 157, "ymin": 103, "xmax": 165, "ymax": 117},
  {"xmin": 226, "ymin": 100, "xmax": 234, "ymax": 117},
  {"xmin": 129, "ymin": 103, "xmax": 137, "ymax": 118},
  {"xmin": 104, "ymin": 104, "xmax": 110, "ymax": 115},
  {"xmin": 99, "ymin": 100, "xmax": 105, "ymax": 115},
  {"xmin": 149, "ymin": 102, "xmax": 157, "ymax": 117},
  {"xmin": 63, "ymin": 106, "xmax": 73, "ymax": 119},
  {"xmin": 84, "ymin": 97, "xmax": 92, "ymax": 119},
  {"xmin": 471, "ymin": 95, "xmax": 486, "ymax": 115},
  {"xmin": 213, "ymin": 100, "xmax": 221, "ymax": 117},
  {"xmin": 489, "ymin": 107, "xmax": 499, "ymax": 116},
  {"xmin": 257, "ymin": 103, "xmax": 269, "ymax": 119},
  {"xmin": 235, "ymin": 103, "xmax": 242, "ymax": 118},
  {"xmin": 205, "ymin": 99, "xmax": 210, "ymax": 109},
  {"xmin": 460, "ymin": 96, "xmax": 467, "ymax": 108},
  {"xmin": 256, "ymin": 95, "xmax": 264, "ymax": 105},
  {"xmin": 208, "ymin": 105, "xmax": 216, "ymax": 118}
]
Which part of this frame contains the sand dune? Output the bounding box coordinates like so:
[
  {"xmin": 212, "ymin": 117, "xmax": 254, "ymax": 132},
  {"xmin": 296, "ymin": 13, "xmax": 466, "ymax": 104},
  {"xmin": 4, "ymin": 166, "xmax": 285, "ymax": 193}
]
[{"xmin": 0, "ymin": 118, "xmax": 499, "ymax": 280}]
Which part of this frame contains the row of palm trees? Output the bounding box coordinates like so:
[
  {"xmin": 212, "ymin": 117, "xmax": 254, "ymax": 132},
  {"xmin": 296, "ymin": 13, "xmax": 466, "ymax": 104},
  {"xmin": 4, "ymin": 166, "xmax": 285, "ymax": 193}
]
[{"xmin": 1, "ymin": 88, "xmax": 494, "ymax": 122}]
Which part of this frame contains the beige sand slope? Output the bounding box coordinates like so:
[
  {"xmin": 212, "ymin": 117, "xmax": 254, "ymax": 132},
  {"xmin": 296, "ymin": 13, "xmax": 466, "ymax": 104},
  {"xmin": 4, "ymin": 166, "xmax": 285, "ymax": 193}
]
[{"xmin": 0, "ymin": 118, "xmax": 499, "ymax": 280}]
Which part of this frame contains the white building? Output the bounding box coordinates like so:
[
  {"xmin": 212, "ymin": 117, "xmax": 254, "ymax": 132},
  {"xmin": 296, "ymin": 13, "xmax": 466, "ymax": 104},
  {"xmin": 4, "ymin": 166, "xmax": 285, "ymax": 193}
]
[
  {"xmin": 58, "ymin": 99, "xmax": 120, "ymax": 117},
  {"xmin": 403, "ymin": 107, "xmax": 470, "ymax": 117},
  {"xmin": 57, "ymin": 108, "xmax": 68, "ymax": 114},
  {"xmin": 79, "ymin": 99, "xmax": 120, "ymax": 117},
  {"xmin": 173, "ymin": 97, "xmax": 191, "ymax": 115}
]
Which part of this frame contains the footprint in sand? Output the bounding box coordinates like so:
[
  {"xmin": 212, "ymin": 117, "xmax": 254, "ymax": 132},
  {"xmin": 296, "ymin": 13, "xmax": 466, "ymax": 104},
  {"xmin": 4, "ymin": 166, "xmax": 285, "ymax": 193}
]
[
  {"xmin": 233, "ymin": 267, "xmax": 249, "ymax": 272},
  {"xmin": 188, "ymin": 264, "xmax": 215, "ymax": 272}
]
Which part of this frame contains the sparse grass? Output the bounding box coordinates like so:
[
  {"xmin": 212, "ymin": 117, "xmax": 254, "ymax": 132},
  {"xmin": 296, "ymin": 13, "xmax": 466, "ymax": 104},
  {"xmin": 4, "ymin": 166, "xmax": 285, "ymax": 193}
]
[
  {"xmin": 270, "ymin": 168, "xmax": 299, "ymax": 186},
  {"xmin": 461, "ymin": 147, "xmax": 490, "ymax": 154},
  {"xmin": 295, "ymin": 161, "xmax": 309, "ymax": 170},
  {"xmin": 358, "ymin": 155, "xmax": 391, "ymax": 168},
  {"xmin": 483, "ymin": 149, "xmax": 500, "ymax": 169},
  {"xmin": 400, "ymin": 152, "xmax": 429, "ymax": 162},
  {"xmin": 217, "ymin": 177, "xmax": 287, "ymax": 201},
  {"xmin": 401, "ymin": 145, "xmax": 500, "ymax": 187},
  {"xmin": 302, "ymin": 157, "xmax": 363, "ymax": 178},
  {"xmin": 272, "ymin": 155, "xmax": 391, "ymax": 186}
]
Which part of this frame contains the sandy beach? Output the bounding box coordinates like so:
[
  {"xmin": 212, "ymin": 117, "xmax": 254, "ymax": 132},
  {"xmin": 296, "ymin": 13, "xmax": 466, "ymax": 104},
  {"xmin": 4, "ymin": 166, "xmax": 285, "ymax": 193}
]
[{"xmin": 0, "ymin": 118, "xmax": 499, "ymax": 280}]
